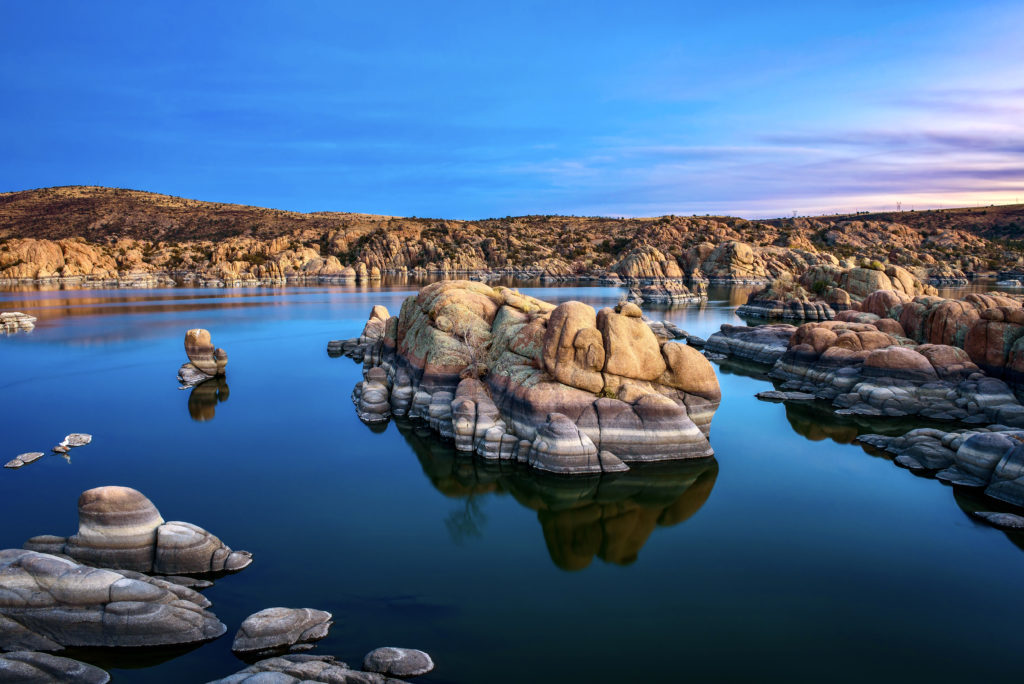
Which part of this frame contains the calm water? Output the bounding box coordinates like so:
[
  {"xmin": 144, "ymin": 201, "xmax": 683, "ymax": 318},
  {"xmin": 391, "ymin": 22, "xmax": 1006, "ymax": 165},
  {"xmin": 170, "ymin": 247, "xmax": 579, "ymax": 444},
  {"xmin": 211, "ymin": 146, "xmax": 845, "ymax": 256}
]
[{"xmin": 2, "ymin": 282, "xmax": 1023, "ymax": 683}]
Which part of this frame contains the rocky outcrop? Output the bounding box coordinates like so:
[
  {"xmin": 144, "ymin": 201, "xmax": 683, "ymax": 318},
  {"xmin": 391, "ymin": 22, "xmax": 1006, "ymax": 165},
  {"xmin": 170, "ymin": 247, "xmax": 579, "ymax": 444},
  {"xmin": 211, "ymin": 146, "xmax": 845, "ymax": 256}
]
[
  {"xmin": 704, "ymin": 324, "xmax": 796, "ymax": 365},
  {"xmin": 207, "ymin": 654, "xmax": 407, "ymax": 683},
  {"xmin": 735, "ymin": 277, "xmax": 835, "ymax": 321},
  {"xmin": 859, "ymin": 426, "xmax": 1024, "ymax": 507},
  {"xmin": 0, "ymin": 651, "xmax": 110, "ymax": 683},
  {"xmin": 340, "ymin": 281, "xmax": 721, "ymax": 474},
  {"xmin": 179, "ymin": 329, "xmax": 228, "ymax": 386},
  {"xmin": 628, "ymin": 280, "xmax": 706, "ymax": 305},
  {"xmin": 799, "ymin": 262, "xmax": 935, "ymax": 301},
  {"xmin": 363, "ymin": 648, "xmax": 434, "ymax": 678},
  {"xmin": 1, "ymin": 312, "xmax": 36, "ymax": 333},
  {"xmin": 232, "ymin": 608, "xmax": 333, "ymax": 656},
  {"xmin": 24, "ymin": 486, "xmax": 252, "ymax": 575},
  {"xmin": 768, "ymin": 320, "xmax": 1024, "ymax": 425},
  {"xmin": 0, "ymin": 549, "xmax": 225, "ymax": 651}
]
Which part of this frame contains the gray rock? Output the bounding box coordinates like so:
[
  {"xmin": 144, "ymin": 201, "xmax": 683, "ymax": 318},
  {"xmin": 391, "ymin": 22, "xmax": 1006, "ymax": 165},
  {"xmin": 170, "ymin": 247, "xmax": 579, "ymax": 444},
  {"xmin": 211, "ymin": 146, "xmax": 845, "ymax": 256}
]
[
  {"xmin": 178, "ymin": 362, "xmax": 214, "ymax": 387},
  {"xmin": 705, "ymin": 324, "xmax": 795, "ymax": 365},
  {"xmin": 60, "ymin": 434, "xmax": 92, "ymax": 448},
  {"xmin": 0, "ymin": 651, "xmax": 110, "ymax": 683},
  {"xmin": 362, "ymin": 647, "xmax": 434, "ymax": 677},
  {"xmin": 4, "ymin": 452, "xmax": 44, "ymax": 469},
  {"xmin": 232, "ymin": 607, "xmax": 333, "ymax": 655},
  {"xmin": 971, "ymin": 511, "xmax": 1024, "ymax": 529},
  {"xmin": 756, "ymin": 391, "xmax": 816, "ymax": 402},
  {"xmin": 207, "ymin": 654, "xmax": 400, "ymax": 683},
  {"xmin": 0, "ymin": 549, "xmax": 226, "ymax": 651}
]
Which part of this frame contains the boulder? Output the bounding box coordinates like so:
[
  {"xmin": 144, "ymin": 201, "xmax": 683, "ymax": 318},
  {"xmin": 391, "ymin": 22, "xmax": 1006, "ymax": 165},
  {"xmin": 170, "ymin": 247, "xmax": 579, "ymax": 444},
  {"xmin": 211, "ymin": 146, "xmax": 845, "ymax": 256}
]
[
  {"xmin": 207, "ymin": 654, "xmax": 400, "ymax": 683},
  {"xmin": 232, "ymin": 608, "xmax": 333, "ymax": 656},
  {"xmin": 184, "ymin": 329, "xmax": 228, "ymax": 376},
  {"xmin": 0, "ymin": 549, "xmax": 226, "ymax": 651},
  {"xmin": 363, "ymin": 647, "xmax": 434, "ymax": 677},
  {"xmin": 0, "ymin": 651, "xmax": 110, "ymax": 683},
  {"xmin": 23, "ymin": 486, "xmax": 252, "ymax": 575}
]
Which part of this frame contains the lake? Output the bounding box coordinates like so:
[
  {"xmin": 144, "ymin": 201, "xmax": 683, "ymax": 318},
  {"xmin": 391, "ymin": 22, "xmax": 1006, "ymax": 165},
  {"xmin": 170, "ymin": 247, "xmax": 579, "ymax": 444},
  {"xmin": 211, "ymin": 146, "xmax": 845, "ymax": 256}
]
[{"xmin": 2, "ymin": 281, "xmax": 1023, "ymax": 683}]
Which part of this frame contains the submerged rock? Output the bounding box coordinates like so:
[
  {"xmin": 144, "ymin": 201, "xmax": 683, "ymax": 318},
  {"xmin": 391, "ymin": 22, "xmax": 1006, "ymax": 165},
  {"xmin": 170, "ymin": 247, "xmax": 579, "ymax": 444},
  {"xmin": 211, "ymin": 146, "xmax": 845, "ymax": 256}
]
[
  {"xmin": 23, "ymin": 486, "xmax": 252, "ymax": 575},
  {"xmin": 363, "ymin": 647, "xmax": 434, "ymax": 677},
  {"xmin": 0, "ymin": 549, "xmax": 226, "ymax": 651},
  {"xmin": 755, "ymin": 391, "xmax": 816, "ymax": 402},
  {"xmin": 232, "ymin": 608, "xmax": 333, "ymax": 656},
  {"xmin": 0, "ymin": 651, "xmax": 110, "ymax": 683},
  {"xmin": 338, "ymin": 283, "xmax": 722, "ymax": 474},
  {"xmin": 208, "ymin": 654, "xmax": 402, "ymax": 683}
]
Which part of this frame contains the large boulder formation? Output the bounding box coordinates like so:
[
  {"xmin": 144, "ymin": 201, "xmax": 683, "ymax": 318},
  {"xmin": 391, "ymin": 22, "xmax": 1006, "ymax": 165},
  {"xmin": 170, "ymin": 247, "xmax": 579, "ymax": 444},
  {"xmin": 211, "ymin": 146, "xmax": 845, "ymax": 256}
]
[
  {"xmin": 736, "ymin": 276, "xmax": 836, "ymax": 321},
  {"xmin": 1, "ymin": 312, "xmax": 37, "ymax": 334},
  {"xmin": 207, "ymin": 654, "xmax": 408, "ymax": 683},
  {"xmin": 23, "ymin": 486, "xmax": 252, "ymax": 575},
  {"xmin": 859, "ymin": 426, "xmax": 1024, "ymax": 507},
  {"xmin": 704, "ymin": 324, "xmax": 796, "ymax": 365},
  {"xmin": 232, "ymin": 608, "xmax": 333, "ymax": 656},
  {"xmin": 0, "ymin": 651, "xmax": 110, "ymax": 683},
  {"xmin": 611, "ymin": 245, "xmax": 682, "ymax": 281},
  {"xmin": 686, "ymin": 241, "xmax": 834, "ymax": 284},
  {"xmin": 178, "ymin": 329, "xmax": 228, "ymax": 387},
  {"xmin": 769, "ymin": 320, "xmax": 1024, "ymax": 425},
  {"xmin": 339, "ymin": 281, "xmax": 721, "ymax": 474},
  {"xmin": 0, "ymin": 549, "xmax": 226, "ymax": 651},
  {"xmin": 799, "ymin": 262, "xmax": 935, "ymax": 302}
]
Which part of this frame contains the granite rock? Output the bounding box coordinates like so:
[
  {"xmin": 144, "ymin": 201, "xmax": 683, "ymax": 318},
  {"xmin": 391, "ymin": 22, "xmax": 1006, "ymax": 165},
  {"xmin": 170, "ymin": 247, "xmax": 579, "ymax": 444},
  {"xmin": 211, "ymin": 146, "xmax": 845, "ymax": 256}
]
[
  {"xmin": 0, "ymin": 651, "xmax": 110, "ymax": 683},
  {"xmin": 232, "ymin": 607, "xmax": 333, "ymax": 655}
]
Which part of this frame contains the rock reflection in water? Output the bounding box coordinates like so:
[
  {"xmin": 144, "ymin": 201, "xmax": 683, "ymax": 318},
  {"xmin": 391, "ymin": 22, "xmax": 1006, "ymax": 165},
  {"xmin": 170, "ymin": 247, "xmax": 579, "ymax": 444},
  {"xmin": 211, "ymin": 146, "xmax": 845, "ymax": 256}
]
[
  {"xmin": 953, "ymin": 488, "xmax": 1024, "ymax": 552},
  {"xmin": 396, "ymin": 421, "xmax": 718, "ymax": 571},
  {"xmin": 783, "ymin": 399, "xmax": 966, "ymax": 446},
  {"xmin": 187, "ymin": 377, "xmax": 229, "ymax": 422}
]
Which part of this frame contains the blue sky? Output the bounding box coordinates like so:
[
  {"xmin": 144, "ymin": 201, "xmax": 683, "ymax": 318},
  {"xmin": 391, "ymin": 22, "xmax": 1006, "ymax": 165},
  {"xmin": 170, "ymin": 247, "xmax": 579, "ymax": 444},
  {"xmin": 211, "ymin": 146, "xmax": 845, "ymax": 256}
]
[{"xmin": 1, "ymin": 1, "xmax": 1022, "ymax": 218}]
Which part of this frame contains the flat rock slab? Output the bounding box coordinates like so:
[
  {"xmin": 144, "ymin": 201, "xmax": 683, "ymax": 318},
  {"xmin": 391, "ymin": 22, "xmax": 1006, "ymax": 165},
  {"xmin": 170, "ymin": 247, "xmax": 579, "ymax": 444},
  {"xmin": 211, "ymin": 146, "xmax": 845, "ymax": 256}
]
[
  {"xmin": 61, "ymin": 434, "xmax": 92, "ymax": 448},
  {"xmin": 755, "ymin": 391, "xmax": 816, "ymax": 402},
  {"xmin": 208, "ymin": 654, "xmax": 399, "ymax": 683},
  {"xmin": 4, "ymin": 453, "xmax": 44, "ymax": 469},
  {"xmin": 363, "ymin": 647, "xmax": 434, "ymax": 677},
  {"xmin": 0, "ymin": 651, "xmax": 110, "ymax": 684},
  {"xmin": 233, "ymin": 607, "xmax": 334, "ymax": 655}
]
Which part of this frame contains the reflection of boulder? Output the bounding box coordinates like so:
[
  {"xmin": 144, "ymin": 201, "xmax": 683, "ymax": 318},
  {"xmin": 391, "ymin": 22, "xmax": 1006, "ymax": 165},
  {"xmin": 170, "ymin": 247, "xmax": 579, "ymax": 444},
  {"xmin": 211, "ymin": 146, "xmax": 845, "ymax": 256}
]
[
  {"xmin": 782, "ymin": 399, "xmax": 930, "ymax": 445},
  {"xmin": 397, "ymin": 420, "xmax": 717, "ymax": 571},
  {"xmin": 187, "ymin": 376, "xmax": 229, "ymax": 421},
  {"xmin": 341, "ymin": 282, "xmax": 721, "ymax": 474},
  {"xmin": 24, "ymin": 486, "xmax": 252, "ymax": 575}
]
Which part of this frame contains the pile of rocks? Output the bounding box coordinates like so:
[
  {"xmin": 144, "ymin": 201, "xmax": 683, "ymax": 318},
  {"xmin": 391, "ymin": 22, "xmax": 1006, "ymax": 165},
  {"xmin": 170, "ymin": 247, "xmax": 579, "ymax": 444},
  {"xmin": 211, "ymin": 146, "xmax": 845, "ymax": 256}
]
[
  {"xmin": 341, "ymin": 281, "xmax": 721, "ymax": 474},
  {"xmin": 5, "ymin": 432, "xmax": 92, "ymax": 470}
]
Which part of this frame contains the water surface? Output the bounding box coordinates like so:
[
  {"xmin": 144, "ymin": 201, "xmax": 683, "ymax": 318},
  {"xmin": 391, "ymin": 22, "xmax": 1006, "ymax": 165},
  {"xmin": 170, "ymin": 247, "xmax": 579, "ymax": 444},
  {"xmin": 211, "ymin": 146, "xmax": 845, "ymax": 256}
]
[{"xmin": 2, "ymin": 282, "xmax": 1023, "ymax": 683}]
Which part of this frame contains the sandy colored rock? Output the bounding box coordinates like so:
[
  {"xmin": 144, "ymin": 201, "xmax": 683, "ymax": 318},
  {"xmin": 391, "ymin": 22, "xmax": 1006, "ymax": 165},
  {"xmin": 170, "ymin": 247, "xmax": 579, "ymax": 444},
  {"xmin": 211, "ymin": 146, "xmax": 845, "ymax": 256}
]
[
  {"xmin": 184, "ymin": 329, "xmax": 228, "ymax": 376},
  {"xmin": 597, "ymin": 307, "xmax": 666, "ymax": 380}
]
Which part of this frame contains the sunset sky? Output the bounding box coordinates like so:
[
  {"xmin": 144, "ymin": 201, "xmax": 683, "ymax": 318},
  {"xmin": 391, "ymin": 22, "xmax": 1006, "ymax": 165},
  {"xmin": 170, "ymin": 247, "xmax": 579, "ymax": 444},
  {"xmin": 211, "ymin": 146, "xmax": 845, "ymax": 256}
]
[{"xmin": 2, "ymin": 0, "xmax": 1022, "ymax": 218}]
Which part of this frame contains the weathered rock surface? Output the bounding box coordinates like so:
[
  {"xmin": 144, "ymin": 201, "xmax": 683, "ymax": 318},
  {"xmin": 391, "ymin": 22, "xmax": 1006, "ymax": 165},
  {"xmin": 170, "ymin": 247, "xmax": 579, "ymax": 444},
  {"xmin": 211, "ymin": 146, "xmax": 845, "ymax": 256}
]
[
  {"xmin": 1, "ymin": 312, "xmax": 37, "ymax": 333},
  {"xmin": 736, "ymin": 277, "xmax": 835, "ymax": 321},
  {"xmin": 0, "ymin": 651, "xmax": 110, "ymax": 683},
  {"xmin": 705, "ymin": 324, "xmax": 795, "ymax": 364},
  {"xmin": 362, "ymin": 647, "xmax": 434, "ymax": 677},
  {"xmin": 859, "ymin": 426, "xmax": 1024, "ymax": 507},
  {"xmin": 232, "ymin": 607, "xmax": 333, "ymax": 656},
  {"xmin": 4, "ymin": 452, "xmax": 44, "ymax": 470},
  {"xmin": 339, "ymin": 282, "xmax": 721, "ymax": 474},
  {"xmin": 23, "ymin": 486, "xmax": 252, "ymax": 575},
  {"xmin": 179, "ymin": 328, "xmax": 228, "ymax": 386},
  {"xmin": 0, "ymin": 549, "xmax": 226, "ymax": 651},
  {"xmin": 207, "ymin": 654, "xmax": 404, "ymax": 683},
  {"xmin": 628, "ymin": 280, "xmax": 705, "ymax": 305}
]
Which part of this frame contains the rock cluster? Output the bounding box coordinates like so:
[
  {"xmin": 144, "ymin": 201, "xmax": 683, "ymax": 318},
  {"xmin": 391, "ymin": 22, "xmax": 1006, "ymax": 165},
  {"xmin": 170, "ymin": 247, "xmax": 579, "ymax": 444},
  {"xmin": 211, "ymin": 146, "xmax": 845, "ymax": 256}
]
[
  {"xmin": 232, "ymin": 608, "xmax": 333, "ymax": 656},
  {"xmin": 4, "ymin": 452, "xmax": 44, "ymax": 470},
  {"xmin": 0, "ymin": 549, "xmax": 225, "ymax": 651},
  {"xmin": 342, "ymin": 281, "xmax": 721, "ymax": 474},
  {"xmin": 0, "ymin": 311, "xmax": 36, "ymax": 333},
  {"xmin": 23, "ymin": 486, "xmax": 252, "ymax": 575},
  {"xmin": 208, "ymin": 654, "xmax": 414, "ymax": 683},
  {"xmin": 705, "ymin": 324, "xmax": 795, "ymax": 365},
  {"xmin": 628, "ymin": 280, "xmax": 706, "ymax": 305},
  {"xmin": 178, "ymin": 328, "xmax": 229, "ymax": 387},
  {"xmin": 859, "ymin": 426, "xmax": 1024, "ymax": 507},
  {"xmin": 0, "ymin": 651, "xmax": 110, "ymax": 683}
]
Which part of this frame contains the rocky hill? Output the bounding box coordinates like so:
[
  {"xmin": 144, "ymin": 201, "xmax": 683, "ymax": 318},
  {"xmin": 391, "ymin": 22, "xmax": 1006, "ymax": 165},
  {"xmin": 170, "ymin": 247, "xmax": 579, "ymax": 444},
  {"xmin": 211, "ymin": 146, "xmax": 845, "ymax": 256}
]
[{"xmin": 0, "ymin": 186, "xmax": 1021, "ymax": 287}]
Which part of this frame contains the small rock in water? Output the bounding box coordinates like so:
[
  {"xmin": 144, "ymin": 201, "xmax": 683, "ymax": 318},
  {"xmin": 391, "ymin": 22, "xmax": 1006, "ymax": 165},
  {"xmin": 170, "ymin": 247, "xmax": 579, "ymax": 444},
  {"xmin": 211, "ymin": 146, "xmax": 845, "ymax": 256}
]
[
  {"xmin": 232, "ymin": 607, "xmax": 334, "ymax": 656},
  {"xmin": 756, "ymin": 391, "xmax": 817, "ymax": 402},
  {"xmin": 704, "ymin": 351, "xmax": 727, "ymax": 361},
  {"xmin": 52, "ymin": 445, "xmax": 70, "ymax": 454},
  {"xmin": 363, "ymin": 647, "xmax": 435, "ymax": 677},
  {"xmin": 4, "ymin": 452, "xmax": 45, "ymax": 470},
  {"xmin": 971, "ymin": 511, "xmax": 1024, "ymax": 529},
  {"xmin": 61, "ymin": 433, "xmax": 92, "ymax": 448}
]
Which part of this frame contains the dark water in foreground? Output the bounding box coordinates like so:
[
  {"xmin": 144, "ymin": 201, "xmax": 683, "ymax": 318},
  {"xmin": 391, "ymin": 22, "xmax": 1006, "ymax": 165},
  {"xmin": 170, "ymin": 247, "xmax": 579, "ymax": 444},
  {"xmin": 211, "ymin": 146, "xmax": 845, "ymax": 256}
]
[{"xmin": 2, "ymin": 282, "xmax": 1023, "ymax": 683}]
